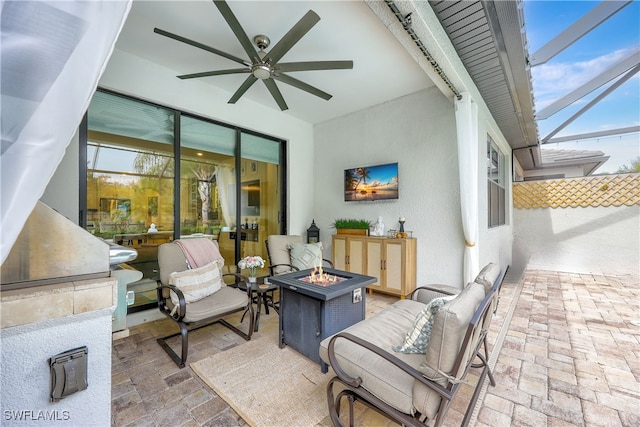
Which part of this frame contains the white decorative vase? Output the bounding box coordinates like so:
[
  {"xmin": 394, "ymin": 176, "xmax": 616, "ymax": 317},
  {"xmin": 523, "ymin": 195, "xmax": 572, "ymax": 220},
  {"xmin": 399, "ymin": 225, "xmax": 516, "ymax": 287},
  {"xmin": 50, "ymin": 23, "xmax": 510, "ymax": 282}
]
[{"xmin": 248, "ymin": 276, "xmax": 257, "ymax": 284}]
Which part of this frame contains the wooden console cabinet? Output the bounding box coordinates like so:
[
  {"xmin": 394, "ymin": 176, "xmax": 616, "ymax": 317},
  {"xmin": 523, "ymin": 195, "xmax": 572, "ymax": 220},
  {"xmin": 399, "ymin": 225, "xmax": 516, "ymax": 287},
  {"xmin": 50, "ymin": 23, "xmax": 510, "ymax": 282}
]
[{"xmin": 332, "ymin": 235, "xmax": 417, "ymax": 297}]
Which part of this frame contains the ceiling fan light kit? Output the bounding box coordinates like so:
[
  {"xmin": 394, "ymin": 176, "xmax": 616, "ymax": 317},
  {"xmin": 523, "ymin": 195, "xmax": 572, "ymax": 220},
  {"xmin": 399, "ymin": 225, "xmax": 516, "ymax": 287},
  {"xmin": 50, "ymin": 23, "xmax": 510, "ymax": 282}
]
[{"xmin": 154, "ymin": 0, "xmax": 353, "ymax": 111}]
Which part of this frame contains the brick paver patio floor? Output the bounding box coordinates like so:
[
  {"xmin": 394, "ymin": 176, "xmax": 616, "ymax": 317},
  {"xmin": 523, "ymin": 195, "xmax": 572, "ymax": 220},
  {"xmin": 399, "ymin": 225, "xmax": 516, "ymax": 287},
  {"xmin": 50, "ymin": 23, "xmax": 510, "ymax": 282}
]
[
  {"xmin": 112, "ymin": 269, "xmax": 639, "ymax": 426},
  {"xmin": 475, "ymin": 270, "xmax": 640, "ymax": 427}
]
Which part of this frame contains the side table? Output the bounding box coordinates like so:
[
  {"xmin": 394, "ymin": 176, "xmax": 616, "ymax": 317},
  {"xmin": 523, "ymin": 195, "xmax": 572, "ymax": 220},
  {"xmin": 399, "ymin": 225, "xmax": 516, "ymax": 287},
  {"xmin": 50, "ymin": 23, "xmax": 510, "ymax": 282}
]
[{"xmin": 237, "ymin": 277, "xmax": 278, "ymax": 332}]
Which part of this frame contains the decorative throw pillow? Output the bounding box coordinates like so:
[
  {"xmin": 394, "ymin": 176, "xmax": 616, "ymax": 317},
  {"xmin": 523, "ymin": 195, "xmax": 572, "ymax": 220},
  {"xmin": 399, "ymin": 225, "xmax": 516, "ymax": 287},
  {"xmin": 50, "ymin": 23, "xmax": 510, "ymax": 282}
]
[
  {"xmin": 168, "ymin": 260, "xmax": 224, "ymax": 306},
  {"xmin": 286, "ymin": 242, "xmax": 323, "ymax": 270},
  {"xmin": 393, "ymin": 295, "xmax": 456, "ymax": 354}
]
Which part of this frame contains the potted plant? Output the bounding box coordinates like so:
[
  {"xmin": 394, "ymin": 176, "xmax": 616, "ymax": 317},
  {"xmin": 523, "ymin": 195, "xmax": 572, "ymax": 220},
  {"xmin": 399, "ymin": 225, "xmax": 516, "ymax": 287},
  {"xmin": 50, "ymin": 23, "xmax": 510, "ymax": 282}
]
[{"xmin": 331, "ymin": 218, "xmax": 372, "ymax": 235}]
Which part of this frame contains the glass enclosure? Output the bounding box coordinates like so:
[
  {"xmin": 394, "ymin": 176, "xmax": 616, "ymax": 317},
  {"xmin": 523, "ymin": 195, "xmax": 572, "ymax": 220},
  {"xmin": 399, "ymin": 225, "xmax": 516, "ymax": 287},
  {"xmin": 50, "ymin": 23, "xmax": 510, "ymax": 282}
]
[{"xmin": 85, "ymin": 90, "xmax": 284, "ymax": 311}]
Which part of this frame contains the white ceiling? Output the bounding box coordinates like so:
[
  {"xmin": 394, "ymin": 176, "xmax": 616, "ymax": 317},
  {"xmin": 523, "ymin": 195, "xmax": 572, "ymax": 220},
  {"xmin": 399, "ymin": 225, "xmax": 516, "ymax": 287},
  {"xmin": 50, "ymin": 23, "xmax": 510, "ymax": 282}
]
[{"xmin": 113, "ymin": 0, "xmax": 436, "ymax": 124}]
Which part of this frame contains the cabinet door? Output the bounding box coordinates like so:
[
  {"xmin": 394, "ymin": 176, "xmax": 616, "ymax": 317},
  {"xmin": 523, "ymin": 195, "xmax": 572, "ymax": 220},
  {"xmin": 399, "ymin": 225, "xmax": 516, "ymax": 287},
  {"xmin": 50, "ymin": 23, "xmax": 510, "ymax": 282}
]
[
  {"xmin": 347, "ymin": 237, "xmax": 366, "ymax": 274},
  {"xmin": 384, "ymin": 240, "xmax": 405, "ymax": 293},
  {"xmin": 332, "ymin": 236, "xmax": 347, "ymax": 271},
  {"xmin": 365, "ymin": 239, "xmax": 383, "ymax": 288}
]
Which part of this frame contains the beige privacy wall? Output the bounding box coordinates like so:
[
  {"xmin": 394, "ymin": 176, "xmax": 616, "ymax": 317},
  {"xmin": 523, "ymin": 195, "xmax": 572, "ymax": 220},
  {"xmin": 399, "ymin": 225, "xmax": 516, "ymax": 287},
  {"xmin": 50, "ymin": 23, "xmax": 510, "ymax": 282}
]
[
  {"xmin": 513, "ymin": 174, "xmax": 640, "ymax": 209},
  {"xmin": 512, "ymin": 174, "xmax": 640, "ymax": 277}
]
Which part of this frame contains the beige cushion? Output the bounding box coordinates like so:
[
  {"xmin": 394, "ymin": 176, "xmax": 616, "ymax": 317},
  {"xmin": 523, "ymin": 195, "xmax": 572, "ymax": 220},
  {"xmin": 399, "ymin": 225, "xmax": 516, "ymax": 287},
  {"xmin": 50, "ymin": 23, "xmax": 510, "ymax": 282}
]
[
  {"xmin": 412, "ymin": 285, "xmax": 460, "ymax": 305},
  {"xmin": 168, "ymin": 260, "xmax": 224, "ymax": 306},
  {"xmin": 267, "ymin": 235, "xmax": 303, "ymax": 274},
  {"xmin": 393, "ymin": 295, "xmax": 456, "ymax": 354},
  {"xmin": 413, "ymin": 281, "xmax": 485, "ymax": 419},
  {"xmin": 319, "ymin": 299, "xmax": 426, "ymax": 415},
  {"xmin": 182, "ymin": 286, "xmax": 248, "ymax": 323},
  {"xmin": 287, "ymin": 242, "xmax": 323, "ymax": 271},
  {"xmin": 158, "ymin": 242, "xmax": 191, "ymax": 286},
  {"xmin": 474, "ymin": 263, "xmax": 500, "ymax": 294}
]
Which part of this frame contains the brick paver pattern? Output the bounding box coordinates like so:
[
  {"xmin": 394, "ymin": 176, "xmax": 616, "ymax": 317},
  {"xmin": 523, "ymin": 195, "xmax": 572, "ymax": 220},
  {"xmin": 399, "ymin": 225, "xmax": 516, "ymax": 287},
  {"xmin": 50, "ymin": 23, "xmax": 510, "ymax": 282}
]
[
  {"xmin": 476, "ymin": 270, "xmax": 640, "ymax": 427},
  {"xmin": 112, "ymin": 270, "xmax": 639, "ymax": 426}
]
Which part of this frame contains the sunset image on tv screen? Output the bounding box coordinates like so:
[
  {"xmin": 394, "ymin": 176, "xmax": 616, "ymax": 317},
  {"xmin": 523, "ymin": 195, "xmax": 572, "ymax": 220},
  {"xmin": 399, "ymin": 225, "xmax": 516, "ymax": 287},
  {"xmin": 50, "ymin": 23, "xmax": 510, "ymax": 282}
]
[{"xmin": 344, "ymin": 163, "xmax": 398, "ymax": 201}]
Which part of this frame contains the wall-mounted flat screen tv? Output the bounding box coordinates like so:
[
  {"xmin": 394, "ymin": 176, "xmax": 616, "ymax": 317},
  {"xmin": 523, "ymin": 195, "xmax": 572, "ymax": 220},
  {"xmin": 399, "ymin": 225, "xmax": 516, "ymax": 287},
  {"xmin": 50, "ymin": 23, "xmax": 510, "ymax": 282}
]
[{"xmin": 344, "ymin": 162, "xmax": 399, "ymax": 201}]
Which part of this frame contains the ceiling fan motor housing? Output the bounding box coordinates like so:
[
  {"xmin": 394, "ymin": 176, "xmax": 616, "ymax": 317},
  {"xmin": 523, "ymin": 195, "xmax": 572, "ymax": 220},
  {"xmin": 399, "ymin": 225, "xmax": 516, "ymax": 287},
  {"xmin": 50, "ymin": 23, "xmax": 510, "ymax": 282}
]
[
  {"xmin": 253, "ymin": 34, "xmax": 270, "ymax": 50},
  {"xmin": 252, "ymin": 64, "xmax": 272, "ymax": 80}
]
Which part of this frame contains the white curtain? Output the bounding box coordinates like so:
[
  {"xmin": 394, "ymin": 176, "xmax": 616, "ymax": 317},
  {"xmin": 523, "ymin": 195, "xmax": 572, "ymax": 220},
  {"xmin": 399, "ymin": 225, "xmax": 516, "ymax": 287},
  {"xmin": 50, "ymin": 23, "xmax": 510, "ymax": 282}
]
[
  {"xmin": 0, "ymin": 0, "xmax": 131, "ymax": 264},
  {"xmin": 455, "ymin": 92, "xmax": 479, "ymax": 284},
  {"xmin": 215, "ymin": 165, "xmax": 236, "ymax": 229}
]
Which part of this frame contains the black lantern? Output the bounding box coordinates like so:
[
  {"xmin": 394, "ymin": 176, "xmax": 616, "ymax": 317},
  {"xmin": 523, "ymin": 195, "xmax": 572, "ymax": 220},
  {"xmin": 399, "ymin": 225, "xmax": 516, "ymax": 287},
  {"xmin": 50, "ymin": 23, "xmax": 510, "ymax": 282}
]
[{"xmin": 307, "ymin": 219, "xmax": 320, "ymax": 244}]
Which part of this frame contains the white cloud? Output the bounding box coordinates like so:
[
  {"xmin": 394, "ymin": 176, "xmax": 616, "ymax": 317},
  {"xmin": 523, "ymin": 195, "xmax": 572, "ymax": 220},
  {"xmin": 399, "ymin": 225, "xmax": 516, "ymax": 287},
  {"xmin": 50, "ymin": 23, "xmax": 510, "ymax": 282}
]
[{"xmin": 531, "ymin": 48, "xmax": 636, "ymax": 110}]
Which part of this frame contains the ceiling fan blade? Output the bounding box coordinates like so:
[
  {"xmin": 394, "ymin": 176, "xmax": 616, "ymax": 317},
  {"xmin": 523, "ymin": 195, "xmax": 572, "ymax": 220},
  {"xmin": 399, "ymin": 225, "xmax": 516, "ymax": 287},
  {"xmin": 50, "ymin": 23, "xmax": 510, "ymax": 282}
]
[
  {"xmin": 178, "ymin": 68, "xmax": 250, "ymax": 80},
  {"xmin": 154, "ymin": 27, "xmax": 248, "ymax": 66},
  {"xmin": 272, "ymin": 73, "xmax": 332, "ymax": 101},
  {"xmin": 264, "ymin": 10, "xmax": 320, "ymax": 64},
  {"xmin": 276, "ymin": 60, "xmax": 354, "ymax": 73},
  {"xmin": 213, "ymin": 0, "xmax": 259, "ymax": 62},
  {"xmin": 228, "ymin": 75, "xmax": 258, "ymax": 104},
  {"xmin": 263, "ymin": 79, "xmax": 288, "ymax": 111}
]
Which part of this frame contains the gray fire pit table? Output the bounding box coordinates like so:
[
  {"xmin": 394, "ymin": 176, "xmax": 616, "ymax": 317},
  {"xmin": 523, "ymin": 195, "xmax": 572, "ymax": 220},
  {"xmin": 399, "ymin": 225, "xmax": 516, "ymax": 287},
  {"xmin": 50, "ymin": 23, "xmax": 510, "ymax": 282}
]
[{"xmin": 269, "ymin": 268, "xmax": 376, "ymax": 373}]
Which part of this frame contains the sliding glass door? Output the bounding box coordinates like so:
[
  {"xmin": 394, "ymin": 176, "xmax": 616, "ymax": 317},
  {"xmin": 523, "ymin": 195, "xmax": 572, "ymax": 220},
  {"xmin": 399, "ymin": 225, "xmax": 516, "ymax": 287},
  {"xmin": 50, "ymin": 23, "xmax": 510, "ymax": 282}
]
[
  {"xmin": 84, "ymin": 89, "xmax": 284, "ymax": 310},
  {"xmin": 238, "ymin": 133, "xmax": 281, "ymax": 276},
  {"xmin": 86, "ymin": 92, "xmax": 175, "ymax": 309},
  {"xmin": 179, "ymin": 115, "xmax": 237, "ymax": 269}
]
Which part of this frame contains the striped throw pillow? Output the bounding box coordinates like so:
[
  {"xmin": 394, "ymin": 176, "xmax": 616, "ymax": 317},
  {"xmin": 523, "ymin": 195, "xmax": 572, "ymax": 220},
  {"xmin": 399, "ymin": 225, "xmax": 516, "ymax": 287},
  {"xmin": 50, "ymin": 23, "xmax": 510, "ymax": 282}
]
[
  {"xmin": 393, "ymin": 295, "xmax": 456, "ymax": 354},
  {"xmin": 168, "ymin": 260, "xmax": 224, "ymax": 306}
]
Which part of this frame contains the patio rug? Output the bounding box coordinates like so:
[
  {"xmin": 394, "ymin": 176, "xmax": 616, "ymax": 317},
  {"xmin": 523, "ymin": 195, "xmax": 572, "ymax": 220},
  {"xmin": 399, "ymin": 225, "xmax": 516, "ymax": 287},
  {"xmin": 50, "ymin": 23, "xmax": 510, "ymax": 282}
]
[{"xmin": 191, "ymin": 335, "xmax": 332, "ymax": 427}]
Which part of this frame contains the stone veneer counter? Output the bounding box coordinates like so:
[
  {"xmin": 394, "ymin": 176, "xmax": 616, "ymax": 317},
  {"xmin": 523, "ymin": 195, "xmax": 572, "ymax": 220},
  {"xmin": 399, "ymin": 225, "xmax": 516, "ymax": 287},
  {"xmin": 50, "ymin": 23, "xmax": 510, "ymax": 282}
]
[{"xmin": 1, "ymin": 277, "xmax": 117, "ymax": 328}]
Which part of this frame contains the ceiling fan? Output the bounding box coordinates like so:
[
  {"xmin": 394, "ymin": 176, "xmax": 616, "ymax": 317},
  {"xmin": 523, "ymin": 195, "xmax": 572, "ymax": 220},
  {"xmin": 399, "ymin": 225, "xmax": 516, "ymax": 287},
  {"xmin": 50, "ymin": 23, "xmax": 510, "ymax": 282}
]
[{"xmin": 154, "ymin": 0, "xmax": 353, "ymax": 111}]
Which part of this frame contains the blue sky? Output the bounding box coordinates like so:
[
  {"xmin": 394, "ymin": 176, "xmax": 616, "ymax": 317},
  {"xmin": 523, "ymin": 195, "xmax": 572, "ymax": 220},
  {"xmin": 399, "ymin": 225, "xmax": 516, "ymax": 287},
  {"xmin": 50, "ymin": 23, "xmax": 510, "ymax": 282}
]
[
  {"xmin": 347, "ymin": 163, "xmax": 398, "ymax": 186},
  {"xmin": 523, "ymin": 0, "xmax": 640, "ymax": 173}
]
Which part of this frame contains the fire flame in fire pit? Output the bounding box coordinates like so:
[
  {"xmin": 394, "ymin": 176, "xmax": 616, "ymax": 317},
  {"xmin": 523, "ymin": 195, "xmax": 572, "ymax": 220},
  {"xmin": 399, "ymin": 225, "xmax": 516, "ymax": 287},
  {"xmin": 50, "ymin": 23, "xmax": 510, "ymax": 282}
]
[
  {"xmin": 301, "ymin": 265, "xmax": 345, "ymax": 287},
  {"xmin": 310, "ymin": 265, "xmax": 335, "ymax": 283}
]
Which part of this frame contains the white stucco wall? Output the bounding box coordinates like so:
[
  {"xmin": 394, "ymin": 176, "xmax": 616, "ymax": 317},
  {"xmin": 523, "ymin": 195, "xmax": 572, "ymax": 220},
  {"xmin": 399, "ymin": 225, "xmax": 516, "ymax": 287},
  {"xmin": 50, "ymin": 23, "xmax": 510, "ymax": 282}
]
[
  {"xmin": 313, "ymin": 87, "xmax": 513, "ymax": 286},
  {"xmin": 513, "ymin": 205, "xmax": 640, "ymax": 277},
  {"xmin": 1, "ymin": 309, "xmax": 113, "ymax": 426},
  {"xmin": 313, "ymin": 88, "xmax": 466, "ymax": 285},
  {"xmin": 309, "ymin": 88, "xmax": 512, "ymax": 286}
]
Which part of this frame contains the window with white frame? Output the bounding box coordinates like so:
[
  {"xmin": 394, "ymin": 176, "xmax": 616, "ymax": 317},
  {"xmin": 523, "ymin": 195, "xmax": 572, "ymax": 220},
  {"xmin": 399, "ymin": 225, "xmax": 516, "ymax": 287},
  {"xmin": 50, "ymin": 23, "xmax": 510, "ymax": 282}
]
[{"xmin": 487, "ymin": 135, "xmax": 506, "ymax": 228}]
